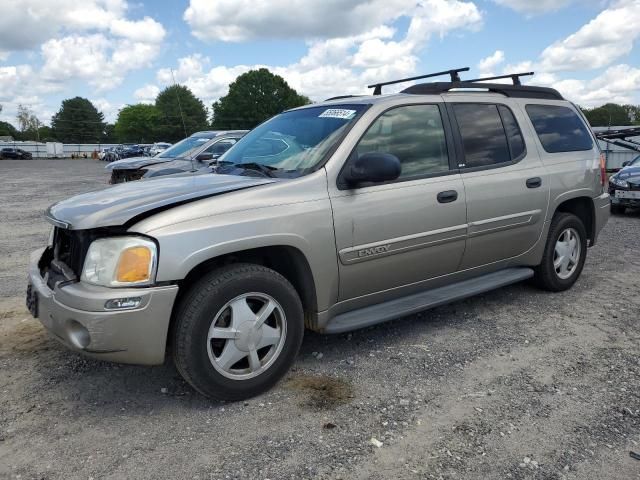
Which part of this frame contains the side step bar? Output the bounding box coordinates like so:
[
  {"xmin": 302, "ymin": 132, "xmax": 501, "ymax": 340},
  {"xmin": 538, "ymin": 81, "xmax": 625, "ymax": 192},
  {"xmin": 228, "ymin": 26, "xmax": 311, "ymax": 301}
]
[{"xmin": 324, "ymin": 267, "xmax": 534, "ymax": 334}]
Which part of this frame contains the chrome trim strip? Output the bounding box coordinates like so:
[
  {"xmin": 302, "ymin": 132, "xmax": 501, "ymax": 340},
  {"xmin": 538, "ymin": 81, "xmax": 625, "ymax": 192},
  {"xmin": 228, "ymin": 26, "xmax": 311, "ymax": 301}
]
[
  {"xmin": 339, "ymin": 224, "xmax": 468, "ymax": 265},
  {"xmin": 467, "ymin": 209, "xmax": 541, "ymax": 237}
]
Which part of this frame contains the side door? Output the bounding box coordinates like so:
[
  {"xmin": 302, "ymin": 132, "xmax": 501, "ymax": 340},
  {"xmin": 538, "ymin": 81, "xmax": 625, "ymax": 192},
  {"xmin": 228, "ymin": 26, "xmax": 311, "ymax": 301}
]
[
  {"xmin": 445, "ymin": 100, "xmax": 549, "ymax": 270},
  {"xmin": 329, "ymin": 103, "xmax": 467, "ymax": 302}
]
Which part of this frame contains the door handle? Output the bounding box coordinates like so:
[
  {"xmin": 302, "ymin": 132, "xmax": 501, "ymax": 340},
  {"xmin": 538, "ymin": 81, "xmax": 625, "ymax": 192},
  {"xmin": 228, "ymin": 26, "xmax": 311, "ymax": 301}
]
[
  {"xmin": 526, "ymin": 177, "xmax": 542, "ymax": 188},
  {"xmin": 437, "ymin": 190, "xmax": 458, "ymax": 203}
]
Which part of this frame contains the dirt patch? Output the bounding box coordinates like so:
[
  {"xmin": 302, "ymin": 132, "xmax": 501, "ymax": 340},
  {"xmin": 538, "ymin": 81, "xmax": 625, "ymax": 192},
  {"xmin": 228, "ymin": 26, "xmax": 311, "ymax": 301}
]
[
  {"xmin": 0, "ymin": 319, "xmax": 48, "ymax": 356},
  {"xmin": 285, "ymin": 374, "xmax": 355, "ymax": 409}
]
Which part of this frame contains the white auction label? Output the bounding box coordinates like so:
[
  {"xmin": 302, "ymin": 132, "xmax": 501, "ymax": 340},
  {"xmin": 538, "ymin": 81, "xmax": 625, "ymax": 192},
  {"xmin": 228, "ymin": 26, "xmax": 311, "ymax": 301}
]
[{"xmin": 319, "ymin": 109, "xmax": 357, "ymax": 119}]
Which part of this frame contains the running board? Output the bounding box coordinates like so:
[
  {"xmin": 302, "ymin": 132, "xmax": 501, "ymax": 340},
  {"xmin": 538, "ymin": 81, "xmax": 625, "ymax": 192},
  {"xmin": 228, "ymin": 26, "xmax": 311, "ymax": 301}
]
[{"xmin": 324, "ymin": 267, "xmax": 534, "ymax": 334}]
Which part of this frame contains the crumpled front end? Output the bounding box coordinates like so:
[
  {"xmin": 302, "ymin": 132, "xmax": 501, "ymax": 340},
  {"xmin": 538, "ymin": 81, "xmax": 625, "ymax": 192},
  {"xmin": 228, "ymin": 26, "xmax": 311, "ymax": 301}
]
[{"xmin": 27, "ymin": 247, "xmax": 178, "ymax": 365}]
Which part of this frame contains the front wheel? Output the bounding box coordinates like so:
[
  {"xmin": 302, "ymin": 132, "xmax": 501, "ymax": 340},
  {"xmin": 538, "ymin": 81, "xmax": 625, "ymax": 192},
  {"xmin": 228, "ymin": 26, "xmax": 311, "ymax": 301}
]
[
  {"xmin": 533, "ymin": 213, "xmax": 587, "ymax": 292},
  {"xmin": 172, "ymin": 263, "xmax": 304, "ymax": 401}
]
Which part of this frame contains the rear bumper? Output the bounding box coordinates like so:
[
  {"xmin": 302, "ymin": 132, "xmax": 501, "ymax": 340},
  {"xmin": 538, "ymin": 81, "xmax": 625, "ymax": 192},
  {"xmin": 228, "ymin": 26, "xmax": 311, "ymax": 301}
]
[
  {"xmin": 592, "ymin": 192, "xmax": 610, "ymax": 246},
  {"xmin": 28, "ymin": 248, "xmax": 178, "ymax": 365}
]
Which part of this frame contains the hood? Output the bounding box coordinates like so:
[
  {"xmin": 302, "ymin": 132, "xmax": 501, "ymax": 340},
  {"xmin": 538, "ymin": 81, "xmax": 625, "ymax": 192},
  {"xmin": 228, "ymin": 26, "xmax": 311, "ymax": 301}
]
[
  {"xmin": 144, "ymin": 158, "xmax": 202, "ymax": 175},
  {"xmin": 615, "ymin": 166, "xmax": 640, "ymax": 182},
  {"xmin": 105, "ymin": 156, "xmax": 172, "ymax": 171},
  {"xmin": 46, "ymin": 174, "xmax": 276, "ymax": 230}
]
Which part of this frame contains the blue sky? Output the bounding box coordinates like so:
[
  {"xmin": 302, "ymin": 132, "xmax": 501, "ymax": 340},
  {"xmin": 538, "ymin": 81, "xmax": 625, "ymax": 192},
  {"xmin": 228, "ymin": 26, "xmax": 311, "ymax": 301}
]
[{"xmin": 0, "ymin": 0, "xmax": 638, "ymax": 126}]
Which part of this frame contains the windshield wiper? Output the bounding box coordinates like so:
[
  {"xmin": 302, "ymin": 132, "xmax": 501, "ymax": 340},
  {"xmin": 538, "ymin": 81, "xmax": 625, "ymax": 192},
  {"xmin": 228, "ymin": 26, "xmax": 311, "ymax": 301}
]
[{"xmin": 232, "ymin": 162, "xmax": 279, "ymax": 178}]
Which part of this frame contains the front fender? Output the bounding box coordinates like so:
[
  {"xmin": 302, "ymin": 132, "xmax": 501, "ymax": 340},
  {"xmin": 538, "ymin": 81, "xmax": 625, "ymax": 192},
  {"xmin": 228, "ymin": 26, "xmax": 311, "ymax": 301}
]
[{"xmin": 131, "ymin": 199, "xmax": 339, "ymax": 311}]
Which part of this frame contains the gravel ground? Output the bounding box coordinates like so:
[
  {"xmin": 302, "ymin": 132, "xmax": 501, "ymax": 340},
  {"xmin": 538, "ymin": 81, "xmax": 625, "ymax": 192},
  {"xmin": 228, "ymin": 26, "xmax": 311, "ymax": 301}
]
[{"xmin": 1, "ymin": 159, "xmax": 639, "ymax": 480}]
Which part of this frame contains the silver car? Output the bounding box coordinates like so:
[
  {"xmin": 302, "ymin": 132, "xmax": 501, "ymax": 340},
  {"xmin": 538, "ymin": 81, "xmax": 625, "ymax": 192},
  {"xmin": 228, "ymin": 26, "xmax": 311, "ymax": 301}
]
[
  {"xmin": 106, "ymin": 131, "xmax": 247, "ymax": 183},
  {"xmin": 27, "ymin": 73, "xmax": 609, "ymax": 401}
]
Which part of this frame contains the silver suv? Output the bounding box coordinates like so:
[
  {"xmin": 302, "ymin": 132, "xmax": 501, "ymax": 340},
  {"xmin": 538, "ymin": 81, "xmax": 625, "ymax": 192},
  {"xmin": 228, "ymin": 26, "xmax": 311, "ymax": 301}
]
[{"xmin": 27, "ymin": 70, "xmax": 610, "ymax": 401}]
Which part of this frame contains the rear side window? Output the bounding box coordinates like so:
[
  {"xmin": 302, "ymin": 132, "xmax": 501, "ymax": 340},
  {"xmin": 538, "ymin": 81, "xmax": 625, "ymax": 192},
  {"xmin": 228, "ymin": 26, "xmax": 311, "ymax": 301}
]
[
  {"xmin": 526, "ymin": 104, "xmax": 593, "ymax": 153},
  {"xmin": 453, "ymin": 104, "xmax": 515, "ymax": 168}
]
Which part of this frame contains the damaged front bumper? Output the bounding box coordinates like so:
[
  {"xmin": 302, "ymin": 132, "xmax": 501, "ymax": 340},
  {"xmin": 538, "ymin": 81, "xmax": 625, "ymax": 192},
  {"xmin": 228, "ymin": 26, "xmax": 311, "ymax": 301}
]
[{"xmin": 27, "ymin": 247, "xmax": 178, "ymax": 365}]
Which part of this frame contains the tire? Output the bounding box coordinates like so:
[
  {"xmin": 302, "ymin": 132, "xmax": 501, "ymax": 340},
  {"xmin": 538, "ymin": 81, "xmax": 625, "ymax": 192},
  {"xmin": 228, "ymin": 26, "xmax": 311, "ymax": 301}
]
[
  {"xmin": 610, "ymin": 204, "xmax": 626, "ymax": 215},
  {"xmin": 172, "ymin": 263, "xmax": 304, "ymax": 401},
  {"xmin": 533, "ymin": 213, "xmax": 587, "ymax": 292}
]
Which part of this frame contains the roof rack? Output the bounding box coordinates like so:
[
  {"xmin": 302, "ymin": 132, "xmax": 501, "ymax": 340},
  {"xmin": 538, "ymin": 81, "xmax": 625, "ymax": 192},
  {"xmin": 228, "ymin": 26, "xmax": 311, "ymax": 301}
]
[
  {"xmin": 595, "ymin": 127, "xmax": 640, "ymax": 153},
  {"xmin": 368, "ymin": 67, "xmax": 469, "ymax": 95},
  {"xmin": 401, "ymin": 81, "xmax": 564, "ymax": 100},
  {"xmin": 324, "ymin": 95, "xmax": 364, "ymax": 101},
  {"xmin": 465, "ymin": 72, "xmax": 534, "ymax": 86}
]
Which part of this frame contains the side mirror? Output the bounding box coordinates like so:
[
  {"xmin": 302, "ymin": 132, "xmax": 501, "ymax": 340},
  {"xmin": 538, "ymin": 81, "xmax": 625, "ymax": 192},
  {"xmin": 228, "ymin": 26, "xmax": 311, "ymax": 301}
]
[
  {"xmin": 343, "ymin": 152, "xmax": 401, "ymax": 186},
  {"xmin": 622, "ymin": 161, "xmax": 629, "ymax": 167},
  {"xmin": 196, "ymin": 152, "xmax": 214, "ymax": 162}
]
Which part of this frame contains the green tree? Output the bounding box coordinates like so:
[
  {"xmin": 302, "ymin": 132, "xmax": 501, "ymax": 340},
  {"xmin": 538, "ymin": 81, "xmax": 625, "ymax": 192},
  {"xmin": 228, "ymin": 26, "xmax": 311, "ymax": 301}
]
[
  {"xmin": 0, "ymin": 120, "xmax": 19, "ymax": 139},
  {"xmin": 51, "ymin": 97, "xmax": 105, "ymax": 143},
  {"xmin": 211, "ymin": 68, "xmax": 310, "ymax": 130},
  {"xmin": 114, "ymin": 104, "xmax": 160, "ymax": 143},
  {"xmin": 37, "ymin": 125, "xmax": 55, "ymax": 141},
  {"xmin": 16, "ymin": 104, "xmax": 42, "ymax": 140},
  {"xmin": 154, "ymin": 85, "xmax": 208, "ymax": 142},
  {"xmin": 582, "ymin": 103, "xmax": 632, "ymax": 127},
  {"xmin": 102, "ymin": 123, "xmax": 117, "ymax": 143}
]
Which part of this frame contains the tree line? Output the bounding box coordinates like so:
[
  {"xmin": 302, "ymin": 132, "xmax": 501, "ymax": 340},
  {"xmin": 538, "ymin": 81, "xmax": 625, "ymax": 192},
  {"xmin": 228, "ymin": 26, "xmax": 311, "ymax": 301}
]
[
  {"xmin": 0, "ymin": 69, "xmax": 310, "ymax": 144},
  {"xmin": 2, "ymin": 68, "xmax": 637, "ymax": 143}
]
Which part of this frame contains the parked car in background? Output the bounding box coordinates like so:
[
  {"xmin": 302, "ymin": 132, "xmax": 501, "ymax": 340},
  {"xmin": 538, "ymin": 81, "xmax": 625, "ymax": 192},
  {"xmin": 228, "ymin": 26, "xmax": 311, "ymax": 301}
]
[
  {"xmin": 106, "ymin": 131, "xmax": 247, "ymax": 183},
  {"xmin": 1, "ymin": 147, "xmax": 32, "ymax": 159},
  {"xmin": 149, "ymin": 142, "xmax": 172, "ymax": 156},
  {"xmin": 608, "ymin": 155, "xmax": 640, "ymax": 214},
  {"xmin": 27, "ymin": 72, "xmax": 609, "ymax": 401}
]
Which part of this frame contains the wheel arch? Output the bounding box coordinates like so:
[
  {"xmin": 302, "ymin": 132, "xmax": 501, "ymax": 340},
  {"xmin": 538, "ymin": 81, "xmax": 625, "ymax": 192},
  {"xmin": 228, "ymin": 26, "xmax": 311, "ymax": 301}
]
[
  {"xmin": 553, "ymin": 195, "xmax": 596, "ymax": 246},
  {"xmin": 167, "ymin": 245, "xmax": 319, "ymax": 351}
]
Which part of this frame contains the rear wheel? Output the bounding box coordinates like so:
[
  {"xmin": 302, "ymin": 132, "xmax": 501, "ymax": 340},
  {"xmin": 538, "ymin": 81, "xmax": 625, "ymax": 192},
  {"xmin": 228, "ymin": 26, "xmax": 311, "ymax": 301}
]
[
  {"xmin": 172, "ymin": 263, "xmax": 304, "ymax": 401},
  {"xmin": 533, "ymin": 213, "xmax": 587, "ymax": 292},
  {"xmin": 610, "ymin": 204, "xmax": 626, "ymax": 215}
]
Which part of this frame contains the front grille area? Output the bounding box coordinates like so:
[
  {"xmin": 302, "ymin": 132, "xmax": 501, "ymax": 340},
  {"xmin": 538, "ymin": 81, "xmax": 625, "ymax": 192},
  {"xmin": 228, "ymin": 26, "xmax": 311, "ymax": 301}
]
[
  {"xmin": 110, "ymin": 169, "xmax": 146, "ymax": 184},
  {"xmin": 40, "ymin": 228, "xmax": 118, "ymax": 289}
]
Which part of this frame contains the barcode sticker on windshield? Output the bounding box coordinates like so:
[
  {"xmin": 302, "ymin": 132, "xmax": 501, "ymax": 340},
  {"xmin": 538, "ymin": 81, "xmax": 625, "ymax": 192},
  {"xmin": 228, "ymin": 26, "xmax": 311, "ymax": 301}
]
[{"xmin": 319, "ymin": 109, "xmax": 357, "ymax": 119}]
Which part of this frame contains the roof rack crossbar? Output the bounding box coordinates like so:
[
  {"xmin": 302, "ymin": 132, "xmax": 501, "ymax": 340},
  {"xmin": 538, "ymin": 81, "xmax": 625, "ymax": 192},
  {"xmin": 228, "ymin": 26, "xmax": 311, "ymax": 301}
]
[
  {"xmin": 400, "ymin": 81, "xmax": 564, "ymax": 100},
  {"xmin": 368, "ymin": 67, "xmax": 470, "ymax": 95},
  {"xmin": 466, "ymin": 72, "xmax": 534, "ymax": 86}
]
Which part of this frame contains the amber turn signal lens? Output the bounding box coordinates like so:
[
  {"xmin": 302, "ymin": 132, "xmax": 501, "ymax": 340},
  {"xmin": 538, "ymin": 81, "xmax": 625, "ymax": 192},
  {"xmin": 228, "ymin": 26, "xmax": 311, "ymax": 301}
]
[{"xmin": 116, "ymin": 246, "xmax": 152, "ymax": 283}]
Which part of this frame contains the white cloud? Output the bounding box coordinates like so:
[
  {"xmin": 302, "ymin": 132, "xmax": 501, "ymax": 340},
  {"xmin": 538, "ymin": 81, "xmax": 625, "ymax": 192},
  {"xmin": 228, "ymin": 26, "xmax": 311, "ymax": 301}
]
[
  {"xmin": 0, "ymin": 0, "xmax": 128, "ymax": 51},
  {"xmin": 555, "ymin": 64, "xmax": 640, "ymax": 106},
  {"xmin": 184, "ymin": 0, "xmax": 481, "ymax": 43},
  {"xmin": 92, "ymin": 98, "xmax": 122, "ymax": 122},
  {"xmin": 134, "ymin": 84, "xmax": 161, "ymax": 104},
  {"xmin": 165, "ymin": 1, "xmax": 482, "ymax": 105},
  {"xmin": 0, "ymin": 0, "xmax": 166, "ymax": 98},
  {"xmin": 184, "ymin": 0, "xmax": 415, "ymax": 42},
  {"xmin": 39, "ymin": 17, "xmax": 165, "ymax": 92},
  {"xmin": 539, "ymin": 0, "xmax": 640, "ymax": 71},
  {"xmin": 491, "ymin": 0, "xmax": 575, "ymax": 14},
  {"xmin": 478, "ymin": 50, "xmax": 505, "ymax": 75}
]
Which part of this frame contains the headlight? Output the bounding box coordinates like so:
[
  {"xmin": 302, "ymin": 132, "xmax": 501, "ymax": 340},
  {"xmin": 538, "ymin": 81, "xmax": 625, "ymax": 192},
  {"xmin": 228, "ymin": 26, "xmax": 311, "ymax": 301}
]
[
  {"xmin": 609, "ymin": 176, "xmax": 629, "ymax": 188},
  {"xmin": 81, "ymin": 237, "xmax": 157, "ymax": 287}
]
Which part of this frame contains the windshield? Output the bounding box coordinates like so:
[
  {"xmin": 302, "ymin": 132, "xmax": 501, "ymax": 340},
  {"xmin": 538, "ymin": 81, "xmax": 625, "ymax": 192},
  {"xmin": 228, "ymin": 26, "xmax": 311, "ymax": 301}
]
[
  {"xmin": 219, "ymin": 105, "xmax": 367, "ymax": 175},
  {"xmin": 157, "ymin": 135, "xmax": 212, "ymax": 159}
]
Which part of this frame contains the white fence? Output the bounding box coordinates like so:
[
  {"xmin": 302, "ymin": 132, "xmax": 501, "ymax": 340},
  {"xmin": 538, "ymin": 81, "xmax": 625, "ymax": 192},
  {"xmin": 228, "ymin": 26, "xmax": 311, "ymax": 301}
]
[{"xmin": 0, "ymin": 141, "xmax": 120, "ymax": 158}]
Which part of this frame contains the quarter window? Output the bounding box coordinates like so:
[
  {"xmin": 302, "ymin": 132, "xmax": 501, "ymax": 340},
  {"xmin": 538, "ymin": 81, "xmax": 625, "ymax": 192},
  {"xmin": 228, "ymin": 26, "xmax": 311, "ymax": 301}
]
[
  {"xmin": 453, "ymin": 104, "xmax": 514, "ymax": 168},
  {"xmin": 355, "ymin": 104, "xmax": 450, "ymax": 180},
  {"xmin": 498, "ymin": 106, "xmax": 526, "ymax": 160},
  {"xmin": 526, "ymin": 104, "xmax": 593, "ymax": 153}
]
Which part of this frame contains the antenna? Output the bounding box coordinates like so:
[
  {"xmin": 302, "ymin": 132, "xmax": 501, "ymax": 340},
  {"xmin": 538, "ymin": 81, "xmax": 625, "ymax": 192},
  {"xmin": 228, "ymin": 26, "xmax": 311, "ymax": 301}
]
[
  {"xmin": 368, "ymin": 67, "xmax": 470, "ymax": 95},
  {"xmin": 171, "ymin": 69, "xmax": 189, "ymax": 138},
  {"xmin": 466, "ymin": 72, "xmax": 534, "ymax": 86},
  {"xmin": 171, "ymin": 69, "xmax": 196, "ymax": 173}
]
